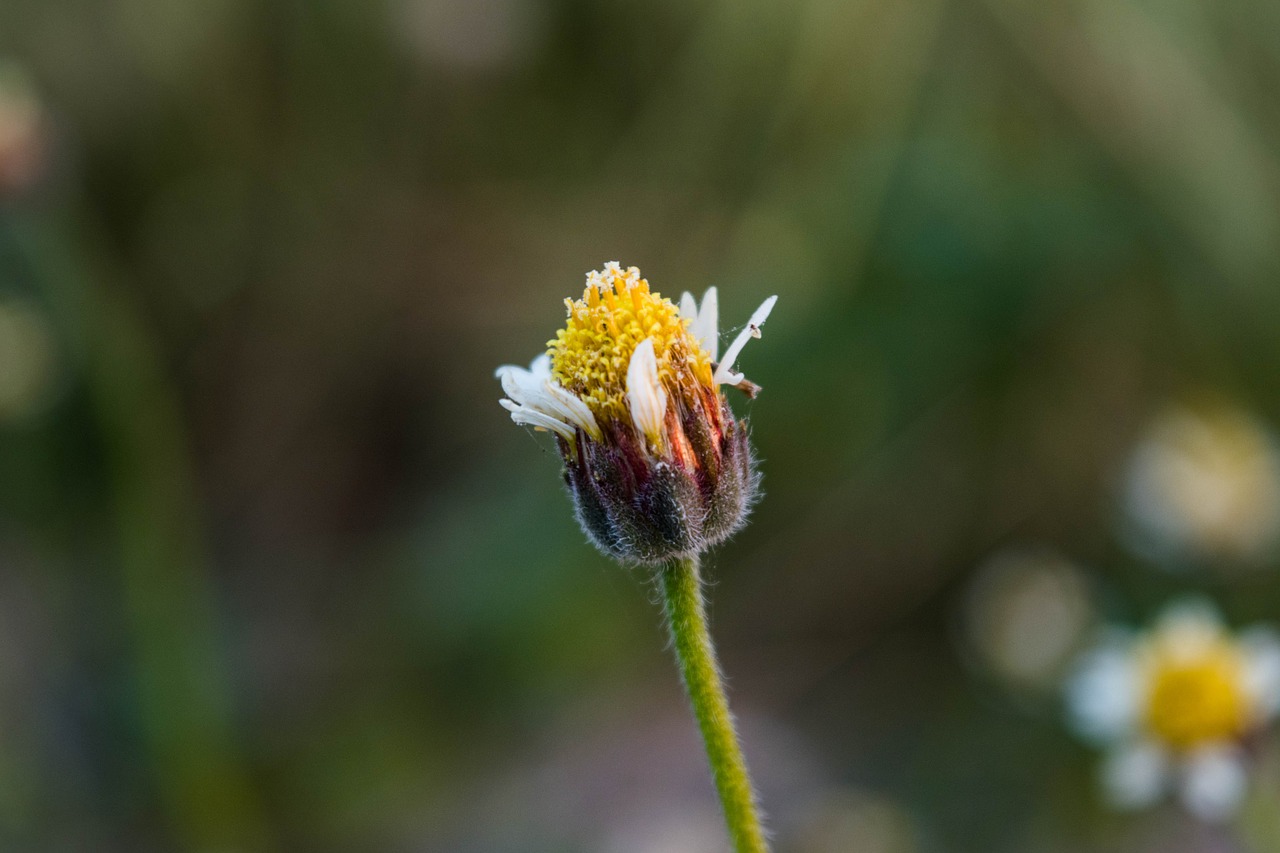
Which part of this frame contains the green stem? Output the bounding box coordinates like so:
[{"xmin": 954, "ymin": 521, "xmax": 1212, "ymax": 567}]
[{"xmin": 661, "ymin": 556, "xmax": 769, "ymax": 853}]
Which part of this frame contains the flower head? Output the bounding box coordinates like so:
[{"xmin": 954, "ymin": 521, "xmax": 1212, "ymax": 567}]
[
  {"xmin": 1066, "ymin": 600, "xmax": 1280, "ymax": 821},
  {"xmin": 1122, "ymin": 401, "xmax": 1280, "ymax": 565},
  {"xmin": 496, "ymin": 262, "xmax": 776, "ymax": 563}
]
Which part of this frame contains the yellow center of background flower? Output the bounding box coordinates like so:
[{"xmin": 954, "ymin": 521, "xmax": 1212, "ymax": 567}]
[
  {"xmin": 548, "ymin": 266, "xmax": 713, "ymax": 422},
  {"xmin": 1143, "ymin": 644, "xmax": 1248, "ymax": 749}
]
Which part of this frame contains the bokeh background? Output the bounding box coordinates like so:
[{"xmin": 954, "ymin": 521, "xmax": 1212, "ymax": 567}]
[{"xmin": 4, "ymin": 0, "xmax": 1280, "ymax": 850}]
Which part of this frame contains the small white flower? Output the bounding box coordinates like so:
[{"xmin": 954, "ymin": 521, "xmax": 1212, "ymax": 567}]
[
  {"xmin": 962, "ymin": 546, "xmax": 1096, "ymax": 691},
  {"xmin": 1065, "ymin": 599, "xmax": 1280, "ymax": 821},
  {"xmin": 1121, "ymin": 402, "xmax": 1280, "ymax": 564}
]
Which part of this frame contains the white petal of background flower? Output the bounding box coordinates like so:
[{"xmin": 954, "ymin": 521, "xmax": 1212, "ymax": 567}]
[
  {"xmin": 1154, "ymin": 598, "xmax": 1226, "ymax": 662},
  {"xmin": 1101, "ymin": 741, "xmax": 1167, "ymax": 810},
  {"xmin": 1120, "ymin": 404, "xmax": 1280, "ymax": 562},
  {"xmin": 713, "ymin": 294, "xmax": 777, "ymax": 386},
  {"xmin": 1241, "ymin": 626, "xmax": 1280, "ymax": 719},
  {"xmin": 626, "ymin": 338, "xmax": 667, "ymax": 445},
  {"xmin": 1179, "ymin": 744, "xmax": 1248, "ymax": 822},
  {"xmin": 1066, "ymin": 633, "xmax": 1141, "ymax": 744}
]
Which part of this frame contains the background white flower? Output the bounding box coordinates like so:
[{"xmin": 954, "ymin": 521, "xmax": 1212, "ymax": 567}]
[
  {"xmin": 962, "ymin": 546, "xmax": 1095, "ymax": 692},
  {"xmin": 1121, "ymin": 401, "xmax": 1280, "ymax": 565},
  {"xmin": 1066, "ymin": 600, "xmax": 1280, "ymax": 821}
]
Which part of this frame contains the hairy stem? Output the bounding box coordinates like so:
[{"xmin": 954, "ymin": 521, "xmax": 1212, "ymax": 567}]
[{"xmin": 661, "ymin": 555, "xmax": 769, "ymax": 853}]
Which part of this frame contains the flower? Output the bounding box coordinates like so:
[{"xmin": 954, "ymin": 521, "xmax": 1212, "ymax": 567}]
[
  {"xmin": 496, "ymin": 262, "xmax": 776, "ymax": 564},
  {"xmin": 1066, "ymin": 600, "xmax": 1280, "ymax": 821},
  {"xmin": 962, "ymin": 545, "xmax": 1094, "ymax": 691},
  {"xmin": 1121, "ymin": 401, "xmax": 1280, "ymax": 565}
]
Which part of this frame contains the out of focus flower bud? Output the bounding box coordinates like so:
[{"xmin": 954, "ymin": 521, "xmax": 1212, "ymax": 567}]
[
  {"xmin": 0, "ymin": 62, "xmax": 48, "ymax": 196},
  {"xmin": 1121, "ymin": 400, "xmax": 1280, "ymax": 565},
  {"xmin": 962, "ymin": 546, "xmax": 1094, "ymax": 692}
]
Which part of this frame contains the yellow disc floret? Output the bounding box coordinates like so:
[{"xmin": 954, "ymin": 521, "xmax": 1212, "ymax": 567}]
[
  {"xmin": 1142, "ymin": 639, "xmax": 1249, "ymax": 749},
  {"xmin": 548, "ymin": 264, "xmax": 713, "ymax": 423}
]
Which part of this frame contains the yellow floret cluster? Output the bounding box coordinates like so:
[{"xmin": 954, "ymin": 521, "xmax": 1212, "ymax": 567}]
[
  {"xmin": 1142, "ymin": 638, "xmax": 1248, "ymax": 749},
  {"xmin": 549, "ymin": 265, "xmax": 713, "ymax": 423}
]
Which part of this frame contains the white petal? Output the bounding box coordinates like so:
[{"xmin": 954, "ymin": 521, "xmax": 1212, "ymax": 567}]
[
  {"xmin": 679, "ymin": 289, "xmax": 720, "ymax": 361},
  {"xmin": 500, "ymin": 400, "xmax": 576, "ymax": 441},
  {"xmin": 1153, "ymin": 598, "xmax": 1226, "ymax": 662},
  {"xmin": 1241, "ymin": 626, "xmax": 1280, "ymax": 719},
  {"xmin": 1179, "ymin": 744, "xmax": 1247, "ymax": 822},
  {"xmin": 679, "ymin": 292, "xmax": 698, "ymax": 322},
  {"xmin": 495, "ymin": 354, "xmax": 554, "ymax": 403},
  {"xmin": 713, "ymin": 294, "xmax": 777, "ymax": 386},
  {"xmin": 693, "ymin": 287, "xmax": 719, "ymax": 362},
  {"xmin": 529, "ymin": 353, "xmax": 552, "ymax": 378},
  {"xmin": 538, "ymin": 380, "xmax": 600, "ymax": 439},
  {"xmin": 1065, "ymin": 632, "xmax": 1142, "ymax": 744},
  {"xmin": 626, "ymin": 338, "xmax": 667, "ymax": 445},
  {"xmin": 1101, "ymin": 741, "xmax": 1168, "ymax": 810},
  {"xmin": 497, "ymin": 365, "xmax": 542, "ymax": 405},
  {"xmin": 497, "ymin": 354, "xmax": 599, "ymax": 439}
]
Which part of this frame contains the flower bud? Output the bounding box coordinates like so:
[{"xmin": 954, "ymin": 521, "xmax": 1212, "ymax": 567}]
[{"xmin": 496, "ymin": 263, "xmax": 776, "ymax": 564}]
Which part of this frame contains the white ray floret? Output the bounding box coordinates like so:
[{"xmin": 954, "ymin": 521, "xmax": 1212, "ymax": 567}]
[
  {"xmin": 678, "ymin": 287, "xmax": 777, "ymax": 385},
  {"xmin": 626, "ymin": 338, "xmax": 667, "ymax": 447},
  {"xmin": 495, "ymin": 354, "xmax": 600, "ymax": 441},
  {"xmin": 1152, "ymin": 598, "xmax": 1224, "ymax": 660},
  {"xmin": 499, "ymin": 399, "xmax": 576, "ymax": 441},
  {"xmin": 680, "ymin": 287, "xmax": 720, "ymax": 362},
  {"xmin": 1242, "ymin": 627, "xmax": 1280, "ymax": 716},
  {"xmin": 1180, "ymin": 744, "xmax": 1247, "ymax": 821},
  {"xmin": 713, "ymin": 294, "xmax": 778, "ymax": 386},
  {"xmin": 1101, "ymin": 740, "xmax": 1166, "ymax": 810},
  {"xmin": 1066, "ymin": 632, "xmax": 1141, "ymax": 744}
]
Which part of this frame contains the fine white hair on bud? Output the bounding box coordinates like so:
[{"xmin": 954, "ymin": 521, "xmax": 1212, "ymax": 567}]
[
  {"xmin": 626, "ymin": 337, "xmax": 667, "ymax": 448},
  {"xmin": 714, "ymin": 294, "xmax": 777, "ymax": 386}
]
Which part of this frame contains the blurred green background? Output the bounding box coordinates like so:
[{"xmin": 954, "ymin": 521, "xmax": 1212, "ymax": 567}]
[{"xmin": 4, "ymin": 0, "xmax": 1280, "ymax": 850}]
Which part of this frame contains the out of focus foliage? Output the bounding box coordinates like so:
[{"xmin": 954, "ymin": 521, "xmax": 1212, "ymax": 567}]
[{"xmin": 3, "ymin": 0, "xmax": 1280, "ymax": 850}]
